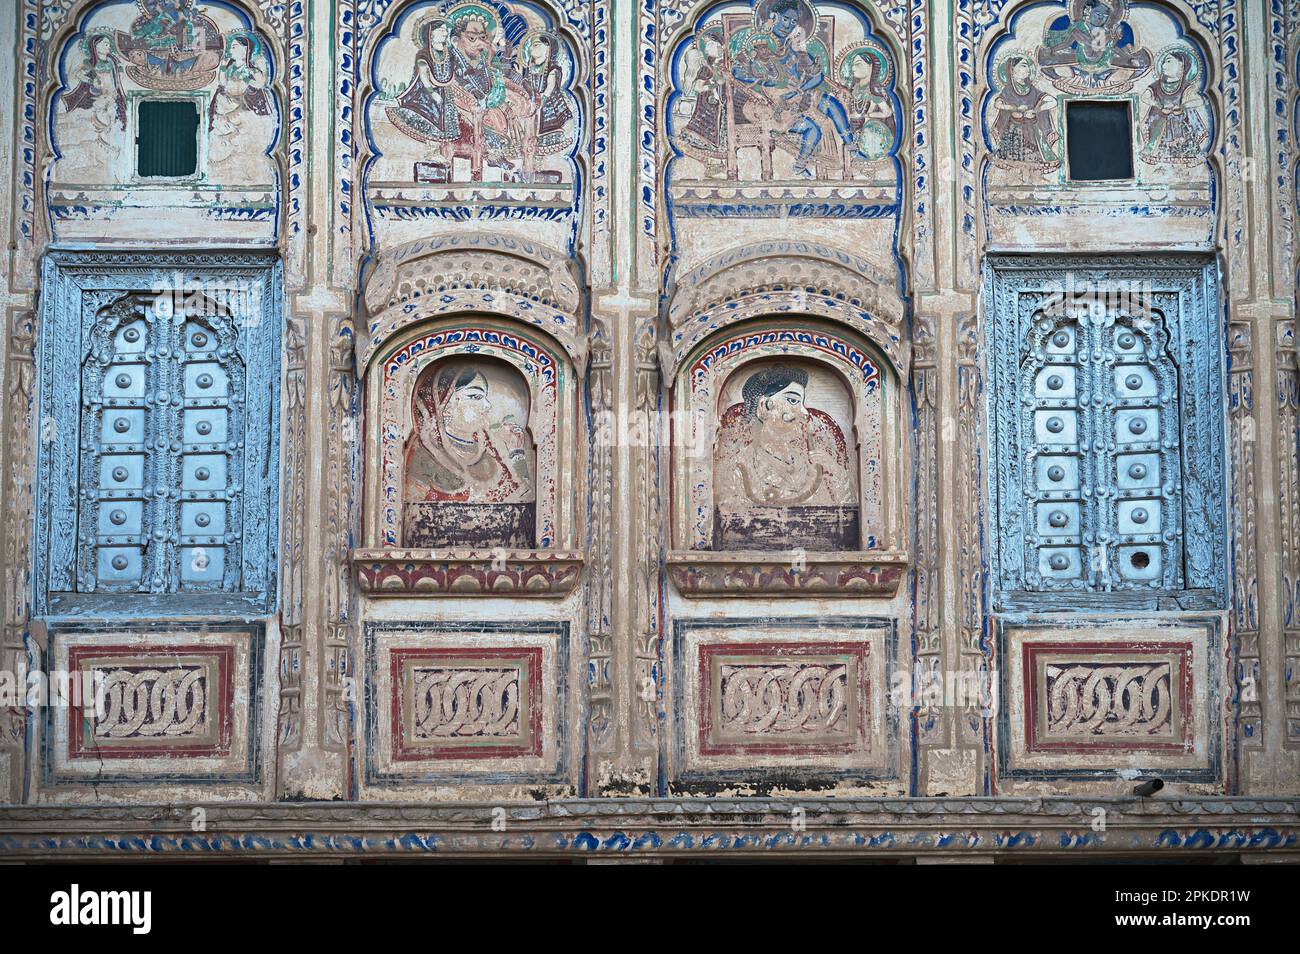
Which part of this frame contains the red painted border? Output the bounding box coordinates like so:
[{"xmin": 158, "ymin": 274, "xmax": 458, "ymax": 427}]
[
  {"xmin": 390, "ymin": 647, "xmax": 544, "ymax": 761},
  {"xmin": 1023, "ymin": 642, "xmax": 1195, "ymax": 755},
  {"xmin": 697, "ymin": 641, "xmax": 870, "ymax": 757},
  {"xmin": 66, "ymin": 644, "xmax": 236, "ymax": 760}
]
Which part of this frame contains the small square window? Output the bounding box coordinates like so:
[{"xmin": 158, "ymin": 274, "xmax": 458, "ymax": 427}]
[
  {"xmin": 136, "ymin": 100, "xmax": 199, "ymax": 178},
  {"xmin": 1065, "ymin": 101, "xmax": 1133, "ymax": 181}
]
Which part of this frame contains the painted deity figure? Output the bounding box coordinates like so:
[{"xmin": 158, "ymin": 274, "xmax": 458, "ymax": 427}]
[
  {"xmin": 1037, "ymin": 0, "xmax": 1151, "ymax": 93},
  {"xmin": 838, "ymin": 45, "xmax": 895, "ymax": 162},
  {"xmin": 64, "ymin": 33, "xmax": 127, "ymax": 147},
  {"xmin": 405, "ymin": 362, "xmax": 533, "ymax": 506},
  {"xmin": 714, "ymin": 364, "xmax": 853, "ymax": 508},
  {"xmin": 445, "ymin": 7, "xmax": 540, "ymax": 181},
  {"xmin": 118, "ymin": 0, "xmax": 223, "ymax": 87},
  {"xmin": 990, "ymin": 53, "xmax": 1061, "ymax": 171},
  {"xmin": 135, "ymin": 0, "xmax": 195, "ymax": 58},
  {"xmin": 207, "ymin": 33, "xmax": 272, "ymax": 164},
  {"xmin": 730, "ymin": 0, "xmax": 869, "ymax": 178},
  {"xmin": 1139, "ymin": 47, "xmax": 1209, "ymax": 165}
]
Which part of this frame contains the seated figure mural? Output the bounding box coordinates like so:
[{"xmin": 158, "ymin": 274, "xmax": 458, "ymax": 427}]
[
  {"xmin": 669, "ymin": 0, "xmax": 898, "ymax": 182},
  {"xmin": 402, "ymin": 358, "xmax": 536, "ymax": 548},
  {"xmin": 713, "ymin": 362, "xmax": 858, "ymax": 550}
]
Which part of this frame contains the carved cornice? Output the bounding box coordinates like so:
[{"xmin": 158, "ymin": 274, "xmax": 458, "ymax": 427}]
[
  {"xmin": 351, "ymin": 549, "xmax": 583, "ymax": 597},
  {"xmin": 1, "ymin": 798, "xmax": 1296, "ymax": 858},
  {"xmin": 359, "ymin": 234, "xmax": 585, "ymax": 373},
  {"xmin": 666, "ymin": 550, "xmax": 908, "ymax": 597}
]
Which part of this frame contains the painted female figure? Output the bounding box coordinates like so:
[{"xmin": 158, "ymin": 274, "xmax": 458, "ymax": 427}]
[
  {"xmin": 674, "ymin": 27, "xmax": 729, "ymax": 171},
  {"xmin": 64, "ymin": 33, "xmax": 127, "ymax": 147},
  {"xmin": 1139, "ymin": 47, "xmax": 1209, "ymax": 165},
  {"xmin": 990, "ymin": 53, "xmax": 1061, "ymax": 171},
  {"xmin": 207, "ymin": 33, "xmax": 271, "ymax": 169},
  {"xmin": 405, "ymin": 362, "xmax": 534, "ymax": 506},
  {"xmin": 838, "ymin": 45, "xmax": 895, "ymax": 163},
  {"xmin": 386, "ymin": 17, "xmax": 459, "ymax": 146},
  {"xmin": 520, "ymin": 32, "xmax": 573, "ymax": 155}
]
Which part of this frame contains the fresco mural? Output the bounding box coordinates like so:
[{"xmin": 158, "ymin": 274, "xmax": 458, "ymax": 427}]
[
  {"xmin": 989, "ymin": 52, "xmax": 1062, "ymax": 172},
  {"xmin": 669, "ymin": 0, "xmax": 898, "ymax": 182},
  {"xmin": 403, "ymin": 358, "xmax": 536, "ymax": 548},
  {"xmin": 981, "ymin": 1, "xmax": 1214, "ymax": 247},
  {"xmin": 713, "ymin": 360, "xmax": 859, "ymax": 551},
  {"xmin": 364, "ymin": 1, "xmax": 582, "ymax": 251},
  {"xmin": 664, "ymin": 1, "xmax": 905, "ymax": 291},
  {"xmin": 1136, "ymin": 45, "xmax": 1209, "ymax": 165},
  {"xmin": 1035, "ymin": 0, "xmax": 1152, "ymax": 95},
  {"xmin": 49, "ymin": 1, "xmax": 278, "ymax": 243}
]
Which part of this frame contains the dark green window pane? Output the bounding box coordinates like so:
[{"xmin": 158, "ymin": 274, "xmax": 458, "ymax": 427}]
[
  {"xmin": 1065, "ymin": 101, "xmax": 1133, "ymax": 181},
  {"xmin": 137, "ymin": 100, "xmax": 199, "ymax": 178}
]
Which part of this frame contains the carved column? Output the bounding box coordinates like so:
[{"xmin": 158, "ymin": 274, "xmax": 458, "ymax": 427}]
[
  {"xmin": 908, "ymin": 5, "xmax": 987, "ymax": 795},
  {"xmin": 274, "ymin": 0, "xmax": 350, "ymax": 799},
  {"xmin": 583, "ymin": 0, "xmax": 659, "ymax": 793},
  {"xmin": 1232, "ymin": 1, "xmax": 1300, "ymax": 790}
]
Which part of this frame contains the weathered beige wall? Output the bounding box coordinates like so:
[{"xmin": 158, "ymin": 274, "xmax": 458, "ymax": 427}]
[{"xmin": 0, "ymin": 0, "xmax": 1295, "ymax": 858}]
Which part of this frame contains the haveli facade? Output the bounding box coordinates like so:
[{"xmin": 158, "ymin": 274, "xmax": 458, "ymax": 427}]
[{"xmin": 0, "ymin": 0, "xmax": 1298, "ymax": 861}]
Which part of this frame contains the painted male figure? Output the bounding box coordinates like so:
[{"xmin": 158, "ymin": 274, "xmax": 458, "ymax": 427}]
[{"xmin": 731, "ymin": 0, "xmax": 864, "ymax": 177}]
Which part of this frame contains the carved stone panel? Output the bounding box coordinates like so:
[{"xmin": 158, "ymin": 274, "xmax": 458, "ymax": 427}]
[
  {"xmin": 44, "ymin": 623, "xmax": 263, "ymax": 787},
  {"xmin": 998, "ymin": 616, "xmax": 1222, "ymax": 782},
  {"xmin": 670, "ymin": 617, "xmax": 898, "ymax": 786},
  {"xmin": 362, "ymin": 620, "xmax": 570, "ymax": 787}
]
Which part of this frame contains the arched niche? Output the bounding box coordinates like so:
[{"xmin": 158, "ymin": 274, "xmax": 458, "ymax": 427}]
[
  {"xmin": 666, "ymin": 319, "xmax": 908, "ymax": 597},
  {"xmin": 978, "ymin": 0, "xmax": 1219, "ymax": 250},
  {"xmin": 353, "ymin": 317, "xmax": 582, "ymax": 597},
  {"xmin": 662, "ymin": 239, "xmax": 909, "ymax": 379},
  {"xmin": 359, "ymin": 233, "xmax": 586, "ymax": 373},
  {"xmin": 45, "ymin": 0, "xmax": 283, "ymax": 245}
]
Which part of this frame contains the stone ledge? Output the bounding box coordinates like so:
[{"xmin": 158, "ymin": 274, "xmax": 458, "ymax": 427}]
[
  {"xmin": 666, "ymin": 550, "xmax": 908, "ymax": 596},
  {"xmin": 1, "ymin": 797, "xmax": 1295, "ymax": 859},
  {"xmin": 352, "ymin": 549, "xmax": 583, "ymax": 596}
]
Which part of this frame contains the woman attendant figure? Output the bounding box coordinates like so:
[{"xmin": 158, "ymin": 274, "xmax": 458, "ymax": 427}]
[
  {"xmin": 64, "ymin": 33, "xmax": 127, "ymax": 147},
  {"xmin": 386, "ymin": 18, "xmax": 459, "ymax": 147},
  {"xmin": 989, "ymin": 53, "xmax": 1061, "ymax": 171},
  {"xmin": 673, "ymin": 29, "xmax": 729, "ymax": 173},
  {"xmin": 208, "ymin": 34, "xmax": 272, "ymax": 165},
  {"xmin": 1139, "ymin": 47, "xmax": 1209, "ymax": 165},
  {"xmin": 839, "ymin": 46, "xmax": 895, "ymax": 163},
  {"xmin": 520, "ymin": 32, "xmax": 573, "ymax": 155}
]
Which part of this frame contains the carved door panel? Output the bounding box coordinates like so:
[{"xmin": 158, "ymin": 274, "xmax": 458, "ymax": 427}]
[
  {"xmin": 987, "ymin": 257, "xmax": 1227, "ymax": 611},
  {"xmin": 69, "ymin": 298, "xmax": 249, "ymax": 595},
  {"xmin": 1022, "ymin": 308, "xmax": 1184, "ymax": 593},
  {"xmin": 36, "ymin": 255, "xmax": 280, "ymax": 617}
]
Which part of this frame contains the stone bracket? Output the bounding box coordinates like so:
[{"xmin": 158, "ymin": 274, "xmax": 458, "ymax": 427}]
[
  {"xmin": 351, "ymin": 549, "xmax": 584, "ymax": 596},
  {"xmin": 665, "ymin": 550, "xmax": 908, "ymax": 597}
]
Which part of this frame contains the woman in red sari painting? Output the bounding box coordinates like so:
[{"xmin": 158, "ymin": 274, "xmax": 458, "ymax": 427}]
[{"xmin": 405, "ymin": 361, "xmax": 534, "ymax": 505}]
